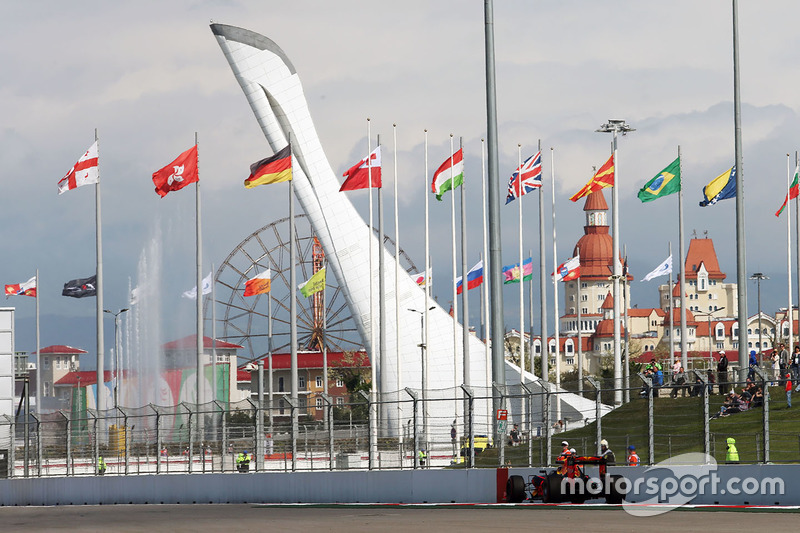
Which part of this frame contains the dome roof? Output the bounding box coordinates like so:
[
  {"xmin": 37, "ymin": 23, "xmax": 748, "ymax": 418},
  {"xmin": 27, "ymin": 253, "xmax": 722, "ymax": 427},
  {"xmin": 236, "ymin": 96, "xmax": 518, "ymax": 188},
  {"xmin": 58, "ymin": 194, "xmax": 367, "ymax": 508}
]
[
  {"xmin": 594, "ymin": 318, "xmax": 625, "ymax": 337},
  {"xmin": 583, "ymin": 189, "xmax": 609, "ymax": 211},
  {"xmin": 574, "ymin": 231, "xmax": 613, "ymax": 278}
]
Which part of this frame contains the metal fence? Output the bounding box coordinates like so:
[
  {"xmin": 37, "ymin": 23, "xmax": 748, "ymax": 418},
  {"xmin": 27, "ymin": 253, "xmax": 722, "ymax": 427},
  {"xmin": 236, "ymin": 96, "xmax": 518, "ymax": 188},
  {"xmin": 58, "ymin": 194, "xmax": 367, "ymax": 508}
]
[{"xmin": 1, "ymin": 367, "xmax": 798, "ymax": 478}]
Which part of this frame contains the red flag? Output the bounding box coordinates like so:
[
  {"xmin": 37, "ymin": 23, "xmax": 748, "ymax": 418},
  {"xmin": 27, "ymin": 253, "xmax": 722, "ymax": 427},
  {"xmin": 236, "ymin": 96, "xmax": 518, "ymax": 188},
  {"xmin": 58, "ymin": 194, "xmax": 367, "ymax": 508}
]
[
  {"xmin": 340, "ymin": 146, "xmax": 382, "ymax": 191},
  {"xmin": 570, "ymin": 154, "xmax": 614, "ymax": 202},
  {"xmin": 5, "ymin": 276, "xmax": 37, "ymax": 297},
  {"xmin": 152, "ymin": 145, "xmax": 199, "ymax": 197}
]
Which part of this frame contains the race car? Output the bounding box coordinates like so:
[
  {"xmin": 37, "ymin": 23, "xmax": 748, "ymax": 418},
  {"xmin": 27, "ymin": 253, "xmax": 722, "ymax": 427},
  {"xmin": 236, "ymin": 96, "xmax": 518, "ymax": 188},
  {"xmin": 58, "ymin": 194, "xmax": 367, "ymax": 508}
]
[{"xmin": 505, "ymin": 454, "xmax": 626, "ymax": 504}]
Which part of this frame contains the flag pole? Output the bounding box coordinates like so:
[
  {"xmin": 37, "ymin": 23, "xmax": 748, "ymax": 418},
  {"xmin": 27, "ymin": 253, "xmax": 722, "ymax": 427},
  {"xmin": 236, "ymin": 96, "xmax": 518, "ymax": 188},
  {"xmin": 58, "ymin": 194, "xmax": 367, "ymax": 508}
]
[
  {"xmin": 195, "ymin": 132, "xmax": 204, "ymax": 417},
  {"xmin": 669, "ymin": 241, "xmax": 675, "ymax": 368},
  {"xmin": 423, "ymin": 129, "xmax": 430, "ymax": 447},
  {"xmin": 323, "ymin": 258, "xmax": 328, "ymax": 432},
  {"xmin": 481, "ymin": 139, "xmax": 490, "ymax": 428},
  {"xmin": 393, "ymin": 124, "xmax": 402, "ymax": 409},
  {"xmin": 95, "ymin": 128, "xmax": 105, "ymax": 416},
  {"xmin": 678, "ymin": 146, "xmax": 688, "ymax": 370},
  {"xmin": 367, "ymin": 120, "xmax": 377, "ymax": 467},
  {"xmin": 289, "ymin": 134, "xmax": 298, "ymax": 470},
  {"xmin": 577, "ymin": 246, "xmax": 583, "ymax": 395},
  {"xmin": 550, "ymin": 141, "xmax": 561, "ymax": 422},
  {"xmin": 268, "ymin": 282, "xmax": 273, "ymax": 429},
  {"xmin": 449, "ymin": 134, "xmax": 459, "ymax": 419},
  {"xmin": 35, "ymin": 269, "xmax": 41, "ymax": 416},
  {"xmin": 795, "ymin": 151, "xmax": 799, "ymax": 344},
  {"xmin": 378, "ymin": 134, "xmax": 386, "ymax": 423},
  {"xmin": 517, "ymin": 144, "xmax": 525, "ymax": 384},
  {"xmin": 623, "ymin": 245, "xmax": 630, "ymax": 404},
  {"xmin": 211, "ymin": 262, "xmax": 217, "ymax": 403},
  {"xmin": 787, "ymin": 153, "xmax": 794, "ymax": 353},
  {"xmin": 539, "ymin": 144, "xmax": 548, "ymax": 384},
  {"xmin": 460, "ymin": 136, "xmax": 470, "ymax": 436}
]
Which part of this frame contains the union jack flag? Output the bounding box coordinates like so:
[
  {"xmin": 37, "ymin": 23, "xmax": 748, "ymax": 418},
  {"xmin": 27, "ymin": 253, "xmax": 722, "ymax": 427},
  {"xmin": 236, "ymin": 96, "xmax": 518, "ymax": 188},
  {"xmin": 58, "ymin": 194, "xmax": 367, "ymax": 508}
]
[{"xmin": 505, "ymin": 151, "xmax": 542, "ymax": 204}]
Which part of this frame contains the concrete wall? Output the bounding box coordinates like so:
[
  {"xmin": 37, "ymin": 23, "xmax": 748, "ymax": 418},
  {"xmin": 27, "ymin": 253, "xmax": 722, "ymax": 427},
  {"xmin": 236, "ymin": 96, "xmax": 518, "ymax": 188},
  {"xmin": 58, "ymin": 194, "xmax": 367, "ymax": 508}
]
[{"xmin": 0, "ymin": 469, "xmax": 497, "ymax": 506}]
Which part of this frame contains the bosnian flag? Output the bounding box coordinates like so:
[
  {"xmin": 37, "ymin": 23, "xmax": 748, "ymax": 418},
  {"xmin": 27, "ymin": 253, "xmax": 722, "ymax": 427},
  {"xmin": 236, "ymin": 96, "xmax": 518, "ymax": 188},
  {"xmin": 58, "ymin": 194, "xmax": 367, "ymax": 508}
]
[
  {"xmin": 456, "ymin": 260, "xmax": 484, "ymax": 295},
  {"xmin": 340, "ymin": 146, "xmax": 382, "ymax": 191},
  {"xmin": 432, "ymin": 148, "xmax": 464, "ymax": 201},
  {"xmin": 57, "ymin": 141, "xmax": 99, "ymax": 195},
  {"xmin": 244, "ymin": 270, "xmax": 271, "ymax": 297},
  {"xmin": 411, "ymin": 269, "xmax": 432, "ymax": 288},
  {"xmin": 5, "ymin": 276, "xmax": 37, "ymax": 297},
  {"xmin": 505, "ymin": 151, "xmax": 542, "ymax": 204},
  {"xmin": 182, "ymin": 272, "xmax": 213, "ymax": 299},
  {"xmin": 553, "ymin": 255, "xmax": 580, "ymax": 282}
]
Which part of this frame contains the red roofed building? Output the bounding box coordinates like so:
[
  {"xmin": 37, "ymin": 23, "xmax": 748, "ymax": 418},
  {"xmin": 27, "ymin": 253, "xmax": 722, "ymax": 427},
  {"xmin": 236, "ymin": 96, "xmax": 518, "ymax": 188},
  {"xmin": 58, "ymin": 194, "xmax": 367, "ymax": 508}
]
[
  {"xmin": 33, "ymin": 345, "xmax": 86, "ymax": 405},
  {"xmin": 241, "ymin": 350, "xmax": 370, "ymax": 421}
]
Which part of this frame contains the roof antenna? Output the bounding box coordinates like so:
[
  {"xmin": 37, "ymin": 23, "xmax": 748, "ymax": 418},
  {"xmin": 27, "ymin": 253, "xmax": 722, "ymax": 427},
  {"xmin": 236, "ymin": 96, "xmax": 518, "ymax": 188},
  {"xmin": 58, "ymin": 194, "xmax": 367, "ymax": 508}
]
[
  {"xmin": 692, "ymin": 229, "xmax": 697, "ymax": 239},
  {"xmin": 703, "ymin": 230, "xmax": 708, "ymax": 238}
]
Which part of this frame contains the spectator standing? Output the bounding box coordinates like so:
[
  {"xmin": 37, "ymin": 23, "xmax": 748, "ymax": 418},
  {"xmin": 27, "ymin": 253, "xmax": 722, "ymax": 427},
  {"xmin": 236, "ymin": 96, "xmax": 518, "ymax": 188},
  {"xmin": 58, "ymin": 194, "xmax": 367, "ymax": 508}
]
[
  {"xmin": 726, "ymin": 437, "xmax": 739, "ymax": 464},
  {"xmin": 786, "ymin": 373, "xmax": 793, "ymax": 408},
  {"xmin": 791, "ymin": 346, "xmax": 800, "ymax": 383},
  {"xmin": 670, "ymin": 366, "xmax": 687, "ymax": 398},
  {"xmin": 450, "ymin": 422, "xmax": 458, "ymax": 457},
  {"xmin": 747, "ymin": 350, "xmax": 758, "ymax": 381},
  {"xmin": 772, "ymin": 351, "xmax": 780, "ymax": 385},
  {"xmin": 717, "ymin": 351, "xmax": 729, "ymax": 395},
  {"xmin": 706, "ymin": 369, "xmax": 716, "ymax": 395}
]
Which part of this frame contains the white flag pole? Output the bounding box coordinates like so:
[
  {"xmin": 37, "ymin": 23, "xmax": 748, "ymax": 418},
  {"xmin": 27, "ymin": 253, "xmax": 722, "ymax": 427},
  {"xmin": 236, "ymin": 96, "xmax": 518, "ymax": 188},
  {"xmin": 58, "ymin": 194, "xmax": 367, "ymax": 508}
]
[
  {"xmin": 195, "ymin": 132, "xmax": 204, "ymax": 416},
  {"xmin": 460, "ymin": 136, "xmax": 470, "ymax": 392},
  {"xmin": 289, "ymin": 134, "xmax": 298, "ymax": 471},
  {"xmin": 393, "ymin": 124, "xmax": 402, "ymax": 433},
  {"xmin": 550, "ymin": 142, "xmax": 561, "ymax": 423},
  {"xmin": 423, "ymin": 129, "xmax": 431, "ymax": 447},
  {"xmin": 211, "ymin": 262, "xmax": 217, "ymax": 403},
  {"xmin": 669, "ymin": 241, "xmax": 675, "ymax": 368},
  {"xmin": 481, "ymin": 139, "xmax": 491, "ymax": 428},
  {"xmin": 367, "ymin": 119, "xmax": 377, "ymax": 467},
  {"xmin": 95, "ymin": 128, "xmax": 105, "ymax": 417},
  {"xmin": 35, "ymin": 269, "xmax": 41, "ymax": 416},
  {"xmin": 377, "ymin": 133, "xmax": 386, "ymax": 424},
  {"xmin": 517, "ymin": 144, "xmax": 525, "ymax": 383},
  {"xmin": 450, "ymin": 134, "xmax": 459, "ymax": 412},
  {"xmin": 788, "ymin": 153, "xmax": 794, "ymax": 353}
]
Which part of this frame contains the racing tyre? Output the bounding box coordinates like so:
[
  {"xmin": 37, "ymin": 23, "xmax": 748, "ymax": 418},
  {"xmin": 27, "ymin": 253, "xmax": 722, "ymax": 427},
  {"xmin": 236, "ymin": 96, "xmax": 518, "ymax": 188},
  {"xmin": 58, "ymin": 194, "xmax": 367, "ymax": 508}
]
[
  {"xmin": 605, "ymin": 474, "xmax": 625, "ymax": 504},
  {"xmin": 542, "ymin": 473, "xmax": 561, "ymax": 503},
  {"xmin": 506, "ymin": 475, "xmax": 526, "ymax": 503}
]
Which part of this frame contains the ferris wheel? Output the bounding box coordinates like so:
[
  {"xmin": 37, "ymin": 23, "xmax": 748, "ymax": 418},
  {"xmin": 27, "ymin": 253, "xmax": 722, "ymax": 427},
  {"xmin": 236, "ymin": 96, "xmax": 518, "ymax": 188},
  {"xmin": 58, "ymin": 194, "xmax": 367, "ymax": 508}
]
[{"xmin": 207, "ymin": 214, "xmax": 418, "ymax": 365}]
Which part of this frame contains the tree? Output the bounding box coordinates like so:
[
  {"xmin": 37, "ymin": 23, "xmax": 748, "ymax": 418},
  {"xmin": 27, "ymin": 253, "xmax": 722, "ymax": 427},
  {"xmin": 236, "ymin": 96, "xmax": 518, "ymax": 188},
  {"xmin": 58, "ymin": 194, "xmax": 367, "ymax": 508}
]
[{"xmin": 328, "ymin": 351, "xmax": 371, "ymax": 421}]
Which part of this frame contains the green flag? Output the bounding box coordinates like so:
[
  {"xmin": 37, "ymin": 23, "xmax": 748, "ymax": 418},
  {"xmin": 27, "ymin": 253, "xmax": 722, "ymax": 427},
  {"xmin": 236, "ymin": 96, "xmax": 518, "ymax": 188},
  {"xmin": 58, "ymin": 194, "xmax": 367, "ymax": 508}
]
[
  {"xmin": 299, "ymin": 267, "xmax": 326, "ymax": 298},
  {"xmin": 638, "ymin": 157, "xmax": 681, "ymax": 203}
]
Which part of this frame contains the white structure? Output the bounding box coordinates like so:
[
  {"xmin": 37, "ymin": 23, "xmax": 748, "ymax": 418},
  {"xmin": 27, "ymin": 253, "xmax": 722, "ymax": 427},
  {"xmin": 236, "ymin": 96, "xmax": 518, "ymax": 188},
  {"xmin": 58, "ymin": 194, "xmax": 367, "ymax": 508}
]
[
  {"xmin": 211, "ymin": 24, "xmax": 600, "ymax": 428},
  {"xmin": 0, "ymin": 308, "xmax": 13, "ymax": 448}
]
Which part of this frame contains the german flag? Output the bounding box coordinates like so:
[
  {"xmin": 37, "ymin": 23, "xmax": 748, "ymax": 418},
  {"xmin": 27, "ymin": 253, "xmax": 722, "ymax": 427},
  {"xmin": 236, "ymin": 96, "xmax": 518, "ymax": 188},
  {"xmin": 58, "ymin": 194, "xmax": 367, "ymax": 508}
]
[
  {"xmin": 569, "ymin": 154, "xmax": 614, "ymax": 202},
  {"xmin": 244, "ymin": 145, "xmax": 292, "ymax": 188}
]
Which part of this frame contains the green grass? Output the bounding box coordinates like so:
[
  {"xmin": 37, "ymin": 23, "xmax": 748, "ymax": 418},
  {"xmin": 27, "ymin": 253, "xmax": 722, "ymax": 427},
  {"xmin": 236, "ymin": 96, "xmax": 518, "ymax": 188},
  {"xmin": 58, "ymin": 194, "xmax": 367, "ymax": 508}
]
[{"xmin": 474, "ymin": 385, "xmax": 800, "ymax": 467}]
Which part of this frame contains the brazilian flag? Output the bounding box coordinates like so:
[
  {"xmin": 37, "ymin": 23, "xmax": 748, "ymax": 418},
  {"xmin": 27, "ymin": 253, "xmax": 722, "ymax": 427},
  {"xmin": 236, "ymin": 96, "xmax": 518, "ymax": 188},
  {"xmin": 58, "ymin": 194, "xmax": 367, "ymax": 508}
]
[{"xmin": 638, "ymin": 157, "xmax": 681, "ymax": 202}]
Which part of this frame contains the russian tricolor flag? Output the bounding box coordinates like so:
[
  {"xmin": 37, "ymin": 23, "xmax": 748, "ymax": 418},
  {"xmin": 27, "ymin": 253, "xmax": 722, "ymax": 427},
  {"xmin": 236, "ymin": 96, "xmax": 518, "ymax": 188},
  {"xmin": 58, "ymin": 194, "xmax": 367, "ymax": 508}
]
[{"xmin": 456, "ymin": 260, "xmax": 484, "ymax": 295}]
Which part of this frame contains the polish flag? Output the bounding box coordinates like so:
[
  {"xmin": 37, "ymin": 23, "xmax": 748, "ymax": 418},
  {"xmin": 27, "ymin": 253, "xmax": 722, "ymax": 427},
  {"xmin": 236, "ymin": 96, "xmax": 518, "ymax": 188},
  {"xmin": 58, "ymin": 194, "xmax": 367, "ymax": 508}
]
[
  {"xmin": 57, "ymin": 141, "xmax": 99, "ymax": 195},
  {"xmin": 5, "ymin": 276, "xmax": 37, "ymax": 297}
]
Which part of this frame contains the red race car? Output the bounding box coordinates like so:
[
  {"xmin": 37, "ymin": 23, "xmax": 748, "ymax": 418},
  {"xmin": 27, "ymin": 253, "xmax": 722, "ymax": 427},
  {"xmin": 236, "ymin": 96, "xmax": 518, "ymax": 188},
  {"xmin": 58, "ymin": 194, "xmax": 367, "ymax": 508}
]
[{"xmin": 506, "ymin": 454, "xmax": 626, "ymax": 504}]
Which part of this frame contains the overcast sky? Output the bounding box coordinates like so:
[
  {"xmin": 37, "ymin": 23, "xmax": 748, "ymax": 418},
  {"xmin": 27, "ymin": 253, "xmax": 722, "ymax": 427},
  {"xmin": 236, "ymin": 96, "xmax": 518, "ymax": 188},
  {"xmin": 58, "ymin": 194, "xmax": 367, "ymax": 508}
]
[{"xmin": 3, "ymin": 1, "xmax": 800, "ymax": 360}]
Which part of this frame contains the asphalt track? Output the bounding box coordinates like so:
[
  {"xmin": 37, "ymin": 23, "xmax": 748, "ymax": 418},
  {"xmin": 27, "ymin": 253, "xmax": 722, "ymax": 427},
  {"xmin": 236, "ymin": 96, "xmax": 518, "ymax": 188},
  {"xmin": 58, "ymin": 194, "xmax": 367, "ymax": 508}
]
[{"xmin": 0, "ymin": 504, "xmax": 798, "ymax": 532}]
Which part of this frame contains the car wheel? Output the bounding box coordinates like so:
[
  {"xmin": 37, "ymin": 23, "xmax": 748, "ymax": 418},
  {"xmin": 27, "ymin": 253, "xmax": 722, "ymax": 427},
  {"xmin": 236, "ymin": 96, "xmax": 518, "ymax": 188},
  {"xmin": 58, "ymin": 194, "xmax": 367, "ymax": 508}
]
[
  {"xmin": 506, "ymin": 475, "xmax": 526, "ymax": 503},
  {"xmin": 605, "ymin": 474, "xmax": 625, "ymax": 504},
  {"xmin": 543, "ymin": 473, "xmax": 561, "ymax": 503}
]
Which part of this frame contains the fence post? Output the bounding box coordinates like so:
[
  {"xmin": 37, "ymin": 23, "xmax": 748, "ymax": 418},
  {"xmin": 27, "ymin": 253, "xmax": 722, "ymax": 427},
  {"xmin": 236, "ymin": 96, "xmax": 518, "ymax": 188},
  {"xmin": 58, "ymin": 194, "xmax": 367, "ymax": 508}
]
[
  {"xmin": 58, "ymin": 411, "xmax": 70, "ymax": 477},
  {"xmin": 460, "ymin": 385, "xmax": 474, "ymax": 468},
  {"xmin": 152, "ymin": 405, "xmax": 161, "ymax": 475},
  {"xmin": 358, "ymin": 390, "xmax": 373, "ymax": 470},
  {"xmin": 586, "ymin": 376, "xmax": 602, "ymax": 456},
  {"xmin": 519, "ymin": 382, "xmax": 534, "ymax": 467},
  {"xmin": 637, "ymin": 372, "xmax": 654, "ymax": 465},
  {"xmin": 215, "ymin": 400, "xmax": 227, "ymax": 472},
  {"xmin": 7, "ymin": 415, "xmax": 15, "ymax": 479},
  {"xmin": 281, "ymin": 395, "xmax": 297, "ymax": 472},
  {"xmin": 753, "ymin": 366, "xmax": 770, "ymax": 463},
  {"xmin": 538, "ymin": 380, "xmax": 551, "ymax": 467},
  {"xmin": 319, "ymin": 393, "xmax": 333, "ymax": 471},
  {"xmin": 404, "ymin": 388, "xmax": 418, "ymax": 469},
  {"xmin": 122, "ymin": 409, "xmax": 130, "ymax": 475},
  {"xmin": 186, "ymin": 403, "xmax": 194, "ymax": 474},
  {"xmin": 492, "ymin": 383, "xmax": 506, "ymax": 467},
  {"xmin": 92, "ymin": 411, "xmax": 99, "ymax": 476},
  {"xmin": 693, "ymin": 370, "xmax": 710, "ymax": 460}
]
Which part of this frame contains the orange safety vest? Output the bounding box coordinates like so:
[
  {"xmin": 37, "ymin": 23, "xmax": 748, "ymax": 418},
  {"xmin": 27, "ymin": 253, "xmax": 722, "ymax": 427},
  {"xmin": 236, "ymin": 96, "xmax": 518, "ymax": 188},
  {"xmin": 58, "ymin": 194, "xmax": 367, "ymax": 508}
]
[{"xmin": 628, "ymin": 452, "xmax": 640, "ymax": 466}]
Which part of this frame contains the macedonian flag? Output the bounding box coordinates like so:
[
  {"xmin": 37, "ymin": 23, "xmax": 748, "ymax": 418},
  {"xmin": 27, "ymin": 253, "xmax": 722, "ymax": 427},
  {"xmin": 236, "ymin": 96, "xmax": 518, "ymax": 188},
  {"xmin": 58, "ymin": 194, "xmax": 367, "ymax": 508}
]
[
  {"xmin": 244, "ymin": 145, "xmax": 292, "ymax": 188},
  {"xmin": 569, "ymin": 154, "xmax": 615, "ymax": 202}
]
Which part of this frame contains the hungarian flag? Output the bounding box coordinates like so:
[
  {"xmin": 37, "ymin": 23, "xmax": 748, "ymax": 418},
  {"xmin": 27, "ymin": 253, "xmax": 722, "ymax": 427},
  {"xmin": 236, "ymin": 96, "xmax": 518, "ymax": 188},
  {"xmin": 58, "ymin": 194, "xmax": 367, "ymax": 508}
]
[
  {"xmin": 244, "ymin": 270, "xmax": 271, "ymax": 297},
  {"xmin": 152, "ymin": 145, "xmax": 199, "ymax": 198},
  {"xmin": 5, "ymin": 276, "xmax": 37, "ymax": 297},
  {"xmin": 57, "ymin": 141, "xmax": 99, "ymax": 195},
  {"xmin": 776, "ymin": 164, "xmax": 800, "ymax": 217},
  {"xmin": 553, "ymin": 256, "xmax": 580, "ymax": 282},
  {"xmin": 298, "ymin": 267, "xmax": 326, "ymax": 298},
  {"xmin": 245, "ymin": 145, "xmax": 292, "ymax": 188},
  {"xmin": 62, "ymin": 275, "xmax": 97, "ymax": 298},
  {"xmin": 456, "ymin": 260, "xmax": 484, "ymax": 295},
  {"xmin": 570, "ymin": 154, "xmax": 614, "ymax": 202},
  {"xmin": 340, "ymin": 146, "xmax": 381, "ymax": 191},
  {"xmin": 432, "ymin": 148, "xmax": 464, "ymax": 201}
]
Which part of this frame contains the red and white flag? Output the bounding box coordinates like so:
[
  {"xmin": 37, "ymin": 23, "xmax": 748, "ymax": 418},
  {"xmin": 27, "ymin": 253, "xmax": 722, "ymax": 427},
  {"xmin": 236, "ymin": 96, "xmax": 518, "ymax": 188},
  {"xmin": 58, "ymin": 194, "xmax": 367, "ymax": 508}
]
[
  {"xmin": 243, "ymin": 270, "xmax": 271, "ymax": 297},
  {"xmin": 152, "ymin": 145, "xmax": 199, "ymax": 198},
  {"xmin": 340, "ymin": 146, "xmax": 382, "ymax": 191},
  {"xmin": 553, "ymin": 255, "xmax": 580, "ymax": 282},
  {"xmin": 5, "ymin": 276, "xmax": 37, "ymax": 297},
  {"xmin": 57, "ymin": 141, "xmax": 99, "ymax": 195}
]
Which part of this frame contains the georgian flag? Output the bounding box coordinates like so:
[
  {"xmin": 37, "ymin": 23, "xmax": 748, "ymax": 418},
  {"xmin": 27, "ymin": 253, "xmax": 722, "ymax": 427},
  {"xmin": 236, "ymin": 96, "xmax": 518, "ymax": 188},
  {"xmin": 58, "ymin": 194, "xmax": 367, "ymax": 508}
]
[{"xmin": 58, "ymin": 141, "xmax": 99, "ymax": 194}]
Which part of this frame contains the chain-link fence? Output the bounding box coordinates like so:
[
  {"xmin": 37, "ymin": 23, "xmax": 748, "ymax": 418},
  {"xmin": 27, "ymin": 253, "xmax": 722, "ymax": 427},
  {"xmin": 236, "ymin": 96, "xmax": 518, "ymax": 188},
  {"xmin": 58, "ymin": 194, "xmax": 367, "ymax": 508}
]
[{"xmin": 1, "ymin": 368, "xmax": 798, "ymax": 478}]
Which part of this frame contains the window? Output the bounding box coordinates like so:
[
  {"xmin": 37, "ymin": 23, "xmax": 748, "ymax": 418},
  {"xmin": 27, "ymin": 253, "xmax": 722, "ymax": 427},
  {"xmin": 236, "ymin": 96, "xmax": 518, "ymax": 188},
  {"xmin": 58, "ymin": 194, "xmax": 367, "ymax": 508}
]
[
  {"xmin": 550, "ymin": 358, "xmax": 556, "ymax": 366},
  {"xmin": 597, "ymin": 294, "xmax": 604, "ymax": 301},
  {"xmin": 732, "ymin": 325, "xmax": 739, "ymax": 340},
  {"xmin": 336, "ymin": 397, "xmax": 344, "ymax": 406},
  {"xmin": 278, "ymin": 377, "xmax": 285, "ymax": 392},
  {"xmin": 747, "ymin": 328, "xmax": 752, "ymax": 335},
  {"xmin": 315, "ymin": 397, "xmax": 323, "ymax": 410},
  {"xmin": 566, "ymin": 342, "xmax": 574, "ymax": 353},
  {"xmin": 43, "ymin": 357, "xmax": 50, "ymax": 369},
  {"xmin": 336, "ymin": 378, "xmax": 344, "ymax": 388},
  {"xmin": 44, "ymin": 383, "xmax": 51, "ymax": 397},
  {"xmin": 565, "ymin": 357, "xmax": 574, "ymax": 366},
  {"xmin": 55, "ymin": 357, "xmax": 62, "ymax": 369},
  {"xmin": 316, "ymin": 376, "xmax": 323, "ymax": 388},
  {"xmin": 581, "ymin": 282, "xmax": 588, "ymax": 289},
  {"xmin": 299, "ymin": 376, "xmax": 306, "ymax": 390},
  {"xmin": 716, "ymin": 342, "xmax": 725, "ymax": 349},
  {"xmin": 748, "ymin": 342, "xmax": 753, "ymax": 348},
  {"xmin": 582, "ymin": 307, "xmax": 588, "ymax": 315},
  {"xmin": 279, "ymin": 399, "xmax": 285, "ymax": 415},
  {"xmin": 581, "ymin": 295, "xmax": 588, "ymax": 302},
  {"xmin": 534, "ymin": 342, "xmax": 541, "ymax": 354}
]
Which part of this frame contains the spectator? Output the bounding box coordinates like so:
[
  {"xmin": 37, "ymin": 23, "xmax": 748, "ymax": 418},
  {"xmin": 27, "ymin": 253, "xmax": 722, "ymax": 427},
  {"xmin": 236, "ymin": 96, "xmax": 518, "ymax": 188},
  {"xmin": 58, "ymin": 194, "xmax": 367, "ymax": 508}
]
[
  {"xmin": 786, "ymin": 372, "xmax": 793, "ymax": 408},
  {"xmin": 772, "ymin": 350, "xmax": 781, "ymax": 385},
  {"xmin": 751, "ymin": 387, "xmax": 764, "ymax": 409},
  {"xmin": 670, "ymin": 366, "xmax": 687, "ymax": 398},
  {"xmin": 791, "ymin": 346, "xmax": 800, "ymax": 383},
  {"xmin": 747, "ymin": 350, "xmax": 758, "ymax": 381},
  {"xmin": 690, "ymin": 375, "xmax": 704, "ymax": 397},
  {"xmin": 726, "ymin": 437, "xmax": 739, "ymax": 464},
  {"xmin": 706, "ymin": 369, "xmax": 716, "ymax": 395},
  {"xmin": 717, "ymin": 351, "xmax": 729, "ymax": 395},
  {"xmin": 509, "ymin": 424, "xmax": 520, "ymax": 447},
  {"xmin": 451, "ymin": 422, "xmax": 458, "ymax": 456}
]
